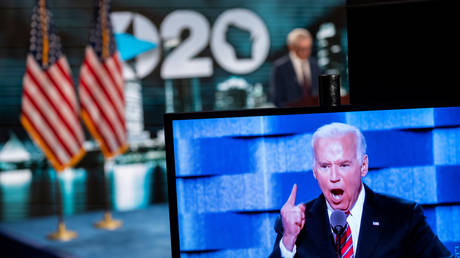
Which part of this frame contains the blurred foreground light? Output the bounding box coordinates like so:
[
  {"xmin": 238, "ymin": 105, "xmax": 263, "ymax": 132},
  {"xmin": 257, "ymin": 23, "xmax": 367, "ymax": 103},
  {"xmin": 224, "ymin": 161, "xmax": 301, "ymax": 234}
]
[
  {"xmin": 317, "ymin": 22, "xmax": 336, "ymax": 39},
  {"xmin": 0, "ymin": 169, "xmax": 32, "ymax": 186},
  {"xmin": 113, "ymin": 163, "xmax": 152, "ymax": 211},
  {"xmin": 331, "ymin": 45, "xmax": 341, "ymax": 53},
  {"xmin": 318, "ymin": 57, "xmax": 330, "ymax": 66}
]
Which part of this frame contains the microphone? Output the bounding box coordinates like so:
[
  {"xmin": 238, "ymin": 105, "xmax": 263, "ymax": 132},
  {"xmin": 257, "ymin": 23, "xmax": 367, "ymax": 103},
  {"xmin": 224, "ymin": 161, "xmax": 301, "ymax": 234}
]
[
  {"xmin": 330, "ymin": 210, "xmax": 347, "ymax": 235},
  {"xmin": 330, "ymin": 210, "xmax": 347, "ymax": 257},
  {"xmin": 319, "ymin": 74, "xmax": 341, "ymax": 107}
]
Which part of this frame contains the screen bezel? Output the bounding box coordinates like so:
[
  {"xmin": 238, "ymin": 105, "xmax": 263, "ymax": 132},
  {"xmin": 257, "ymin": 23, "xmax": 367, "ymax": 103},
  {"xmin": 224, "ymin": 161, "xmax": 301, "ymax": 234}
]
[{"xmin": 163, "ymin": 102, "xmax": 459, "ymax": 257}]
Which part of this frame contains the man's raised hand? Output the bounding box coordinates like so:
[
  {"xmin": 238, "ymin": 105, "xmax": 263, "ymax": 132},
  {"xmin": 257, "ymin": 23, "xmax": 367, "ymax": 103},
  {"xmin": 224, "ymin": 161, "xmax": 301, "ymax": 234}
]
[{"xmin": 280, "ymin": 184, "xmax": 306, "ymax": 251}]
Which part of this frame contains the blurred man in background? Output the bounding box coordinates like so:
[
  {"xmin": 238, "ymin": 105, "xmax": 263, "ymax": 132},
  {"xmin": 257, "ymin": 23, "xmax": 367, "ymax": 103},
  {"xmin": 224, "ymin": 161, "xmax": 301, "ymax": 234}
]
[{"xmin": 270, "ymin": 28, "xmax": 322, "ymax": 107}]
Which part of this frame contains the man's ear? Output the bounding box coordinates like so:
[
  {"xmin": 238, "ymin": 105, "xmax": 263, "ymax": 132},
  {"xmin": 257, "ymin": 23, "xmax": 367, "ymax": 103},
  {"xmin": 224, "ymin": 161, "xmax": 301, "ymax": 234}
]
[
  {"xmin": 312, "ymin": 165, "xmax": 317, "ymax": 180},
  {"xmin": 360, "ymin": 154, "xmax": 369, "ymax": 177}
]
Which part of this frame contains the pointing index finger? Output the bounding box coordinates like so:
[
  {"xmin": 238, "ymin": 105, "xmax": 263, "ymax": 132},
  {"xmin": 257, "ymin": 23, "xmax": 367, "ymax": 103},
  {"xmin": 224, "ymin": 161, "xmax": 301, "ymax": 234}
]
[{"xmin": 286, "ymin": 184, "xmax": 297, "ymax": 206}]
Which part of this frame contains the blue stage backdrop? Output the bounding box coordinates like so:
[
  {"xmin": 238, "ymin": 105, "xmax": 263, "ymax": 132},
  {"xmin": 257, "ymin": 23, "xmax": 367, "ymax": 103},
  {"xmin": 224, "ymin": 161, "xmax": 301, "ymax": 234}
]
[{"xmin": 172, "ymin": 107, "xmax": 460, "ymax": 257}]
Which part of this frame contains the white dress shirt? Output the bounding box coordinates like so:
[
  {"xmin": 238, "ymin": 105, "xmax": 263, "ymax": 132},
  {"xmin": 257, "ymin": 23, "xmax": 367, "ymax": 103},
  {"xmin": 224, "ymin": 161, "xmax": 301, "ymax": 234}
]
[
  {"xmin": 289, "ymin": 52, "xmax": 311, "ymax": 87},
  {"xmin": 280, "ymin": 184, "xmax": 366, "ymax": 258}
]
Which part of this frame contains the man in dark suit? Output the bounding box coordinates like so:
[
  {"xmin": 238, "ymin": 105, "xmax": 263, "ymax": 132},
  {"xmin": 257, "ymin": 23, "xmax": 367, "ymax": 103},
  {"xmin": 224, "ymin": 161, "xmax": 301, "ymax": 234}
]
[
  {"xmin": 270, "ymin": 122, "xmax": 451, "ymax": 257},
  {"xmin": 270, "ymin": 28, "xmax": 322, "ymax": 107}
]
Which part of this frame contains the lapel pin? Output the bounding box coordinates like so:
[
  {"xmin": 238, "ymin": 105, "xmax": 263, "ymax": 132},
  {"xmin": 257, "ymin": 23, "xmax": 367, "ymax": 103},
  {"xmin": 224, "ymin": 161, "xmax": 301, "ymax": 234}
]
[{"xmin": 372, "ymin": 221, "xmax": 380, "ymax": 226}]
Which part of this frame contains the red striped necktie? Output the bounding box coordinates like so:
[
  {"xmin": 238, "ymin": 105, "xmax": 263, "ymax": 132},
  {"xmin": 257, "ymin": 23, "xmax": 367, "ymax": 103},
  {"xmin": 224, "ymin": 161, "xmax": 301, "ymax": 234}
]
[
  {"xmin": 337, "ymin": 212, "xmax": 354, "ymax": 258},
  {"xmin": 301, "ymin": 62, "xmax": 311, "ymax": 96}
]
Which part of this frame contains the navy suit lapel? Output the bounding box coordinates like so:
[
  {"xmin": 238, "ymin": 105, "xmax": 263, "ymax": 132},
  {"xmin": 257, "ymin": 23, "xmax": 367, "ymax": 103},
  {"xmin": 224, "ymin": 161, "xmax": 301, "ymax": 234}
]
[
  {"xmin": 356, "ymin": 185, "xmax": 382, "ymax": 258},
  {"xmin": 303, "ymin": 195, "xmax": 337, "ymax": 258},
  {"xmin": 284, "ymin": 58, "xmax": 301, "ymax": 88}
]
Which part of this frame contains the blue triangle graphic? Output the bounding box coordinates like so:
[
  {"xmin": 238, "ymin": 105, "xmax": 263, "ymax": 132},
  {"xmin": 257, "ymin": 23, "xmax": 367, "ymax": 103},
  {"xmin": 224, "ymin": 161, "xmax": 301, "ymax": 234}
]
[{"xmin": 115, "ymin": 33, "xmax": 157, "ymax": 61}]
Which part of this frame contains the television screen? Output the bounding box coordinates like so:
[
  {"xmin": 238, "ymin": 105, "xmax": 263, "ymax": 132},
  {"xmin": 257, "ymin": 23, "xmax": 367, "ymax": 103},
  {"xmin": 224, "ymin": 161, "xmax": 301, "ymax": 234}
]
[{"xmin": 164, "ymin": 104, "xmax": 460, "ymax": 257}]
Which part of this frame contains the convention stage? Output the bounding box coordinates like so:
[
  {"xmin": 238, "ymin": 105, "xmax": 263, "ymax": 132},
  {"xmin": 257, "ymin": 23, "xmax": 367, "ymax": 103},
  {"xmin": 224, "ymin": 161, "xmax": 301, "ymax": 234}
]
[{"xmin": 0, "ymin": 204, "xmax": 171, "ymax": 258}]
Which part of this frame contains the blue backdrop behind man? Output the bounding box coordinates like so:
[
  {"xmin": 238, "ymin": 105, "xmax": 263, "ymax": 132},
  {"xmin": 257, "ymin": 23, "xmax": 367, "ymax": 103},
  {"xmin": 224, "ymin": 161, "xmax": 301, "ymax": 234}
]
[
  {"xmin": 270, "ymin": 28, "xmax": 322, "ymax": 107},
  {"xmin": 269, "ymin": 122, "xmax": 451, "ymax": 258}
]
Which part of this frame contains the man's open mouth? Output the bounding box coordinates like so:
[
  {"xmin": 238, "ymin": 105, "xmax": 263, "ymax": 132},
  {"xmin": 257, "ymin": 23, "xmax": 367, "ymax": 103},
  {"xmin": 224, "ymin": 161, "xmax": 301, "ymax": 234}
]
[{"xmin": 331, "ymin": 188, "xmax": 344, "ymax": 201}]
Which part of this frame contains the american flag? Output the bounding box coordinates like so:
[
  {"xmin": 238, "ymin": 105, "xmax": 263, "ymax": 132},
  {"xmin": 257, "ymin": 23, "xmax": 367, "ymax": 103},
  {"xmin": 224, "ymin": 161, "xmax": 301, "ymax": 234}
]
[
  {"xmin": 79, "ymin": 0, "xmax": 128, "ymax": 158},
  {"xmin": 20, "ymin": 0, "xmax": 85, "ymax": 172}
]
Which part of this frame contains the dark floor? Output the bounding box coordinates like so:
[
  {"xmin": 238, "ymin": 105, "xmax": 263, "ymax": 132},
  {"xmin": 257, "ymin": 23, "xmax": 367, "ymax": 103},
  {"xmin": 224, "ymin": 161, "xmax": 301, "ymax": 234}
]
[{"xmin": 0, "ymin": 204, "xmax": 171, "ymax": 258}]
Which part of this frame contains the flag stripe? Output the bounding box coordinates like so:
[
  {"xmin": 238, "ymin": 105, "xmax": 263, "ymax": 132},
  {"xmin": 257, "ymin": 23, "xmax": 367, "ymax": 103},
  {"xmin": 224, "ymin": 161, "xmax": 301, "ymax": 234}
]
[
  {"xmin": 21, "ymin": 113, "xmax": 85, "ymax": 171},
  {"xmin": 22, "ymin": 97, "xmax": 70, "ymax": 164},
  {"xmin": 81, "ymin": 109, "xmax": 128, "ymax": 158},
  {"xmin": 21, "ymin": 3, "xmax": 85, "ymax": 172},
  {"xmin": 85, "ymin": 48, "xmax": 125, "ymax": 119},
  {"xmin": 23, "ymin": 74, "xmax": 78, "ymax": 156},
  {"xmin": 113, "ymin": 52, "xmax": 123, "ymax": 74},
  {"xmin": 81, "ymin": 56, "xmax": 125, "ymax": 140},
  {"xmin": 21, "ymin": 113, "xmax": 65, "ymax": 170},
  {"xmin": 82, "ymin": 59, "xmax": 126, "ymax": 143},
  {"xmin": 26, "ymin": 57, "xmax": 81, "ymax": 143},
  {"xmin": 44, "ymin": 71, "xmax": 84, "ymax": 144},
  {"xmin": 47, "ymin": 64, "xmax": 77, "ymax": 114},
  {"xmin": 78, "ymin": 0, "xmax": 127, "ymax": 159},
  {"xmin": 20, "ymin": 107, "xmax": 65, "ymax": 165},
  {"xmin": 43, "ymin": 63, "xmax": 85, "ymax": 143},
  {"xmin": 80, "ymin": 84, "xmax": 120, "ymax": 152},
  {"xmin": 81, "ymin": 108, "xmax": 116, "ymax": 157},
  {"xmin": 22, "ymin": 85, "xmax": 75, "ymax": 160},
  {"xmin": 80, "ymin": 92, "xmax": 128, "ymax": 158},
  {"xmin": 53, "ymin": 58, "xmax": 78, "ymax": 111},
  {"xmin": 103, "ymin": 58, "xmax": 124, "ymax": 106},
  {"xmin": 81, "ymin": 80, "xmax": 122, "ymax": 151},
  {"xmin": 108, "ymin": 55, "xmax": 124, "ymax": 91},
  {"xmin": 79, "ymin": 65, "xmax": 125, "ymax": 146},
  {"xmin": 25, "ymin": 66, "xmax": 81, "ymax": 153}
]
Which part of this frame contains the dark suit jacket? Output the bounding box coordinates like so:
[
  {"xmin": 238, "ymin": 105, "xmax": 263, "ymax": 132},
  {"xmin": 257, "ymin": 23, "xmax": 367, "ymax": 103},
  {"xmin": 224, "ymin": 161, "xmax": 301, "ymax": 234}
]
[
  {"xmin": 270, "ymin": 54, "xmax": 322, "ymax": 107},
  {"xmin": 269, "ymin": 185, "xmax": 451, "ymax": 258}
]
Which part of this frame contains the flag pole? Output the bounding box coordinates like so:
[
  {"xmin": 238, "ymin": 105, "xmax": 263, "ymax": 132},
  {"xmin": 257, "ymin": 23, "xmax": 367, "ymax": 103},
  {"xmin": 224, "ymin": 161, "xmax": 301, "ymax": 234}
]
[
  {"xmin": 47, "ymin": 169, "xmax": 78, "ymax": 241},
  {"xmin": 94, "ymin": 157, "xmax": 122, "ymax": 230},
  {"xmin": 28, "ymin": 0, "xmax": 78, "ymax": 242},
  {"xmin": 82, "ymin": 0, "xmax": 124, "ymax": 230}
]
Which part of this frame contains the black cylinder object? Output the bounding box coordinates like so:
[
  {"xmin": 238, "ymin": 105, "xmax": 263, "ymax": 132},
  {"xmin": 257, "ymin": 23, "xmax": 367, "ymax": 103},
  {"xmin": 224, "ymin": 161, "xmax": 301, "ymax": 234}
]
[{"xmin": 319, "ymin": 74, "xmax": 341, "ymax": 107}]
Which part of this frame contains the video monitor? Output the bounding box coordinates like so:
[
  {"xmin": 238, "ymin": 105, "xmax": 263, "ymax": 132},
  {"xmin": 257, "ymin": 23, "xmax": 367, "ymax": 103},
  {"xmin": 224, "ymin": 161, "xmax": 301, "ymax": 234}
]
[{"xmin": 164, "ymin": 104, "xmax": 460, "ymax": 257}]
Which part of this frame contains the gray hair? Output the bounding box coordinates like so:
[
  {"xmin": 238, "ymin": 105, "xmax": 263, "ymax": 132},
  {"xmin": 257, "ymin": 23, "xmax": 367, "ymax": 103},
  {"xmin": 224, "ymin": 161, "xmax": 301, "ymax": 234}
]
[
  {"xmin": 287, "ymin": 28, "xmax": 312, "ymax": 47},
  {"xmin": 311, "ymin": 122, "xmax": 367, "ymax": 162}
]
